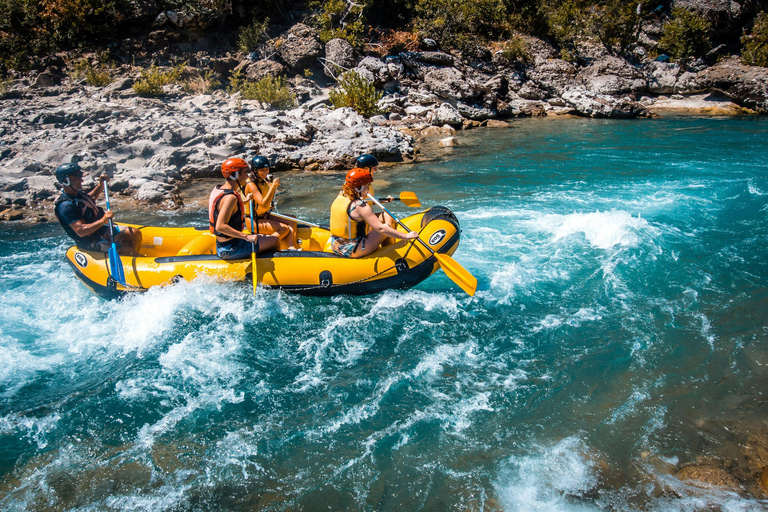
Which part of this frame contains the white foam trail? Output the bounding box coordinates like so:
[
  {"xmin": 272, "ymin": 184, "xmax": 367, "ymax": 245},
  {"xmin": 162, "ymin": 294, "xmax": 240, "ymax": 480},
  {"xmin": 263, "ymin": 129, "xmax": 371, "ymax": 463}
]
[{"xmin": 495, "ymin": 437, "xmax": 600, "ymax": 512}]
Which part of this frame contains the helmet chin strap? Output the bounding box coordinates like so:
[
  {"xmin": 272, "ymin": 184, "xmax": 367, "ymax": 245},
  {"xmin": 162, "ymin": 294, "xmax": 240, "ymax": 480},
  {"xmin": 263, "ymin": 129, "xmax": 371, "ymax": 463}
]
[{"xmin": 62, "ymin": 177, "xmax": 71, "ymax": 187}]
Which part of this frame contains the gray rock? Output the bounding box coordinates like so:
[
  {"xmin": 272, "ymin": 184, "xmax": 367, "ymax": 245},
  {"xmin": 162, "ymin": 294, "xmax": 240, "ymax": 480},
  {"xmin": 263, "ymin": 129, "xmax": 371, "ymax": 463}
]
[
  {"xmin": 695, "ymin": 56, "xmax": 768, "ymax": 112},
  {"xmin": 646, "ymin": 61, "xmax": 681, "ymax": 94},
  {"xmin": 561, "ymin": 87, "xmax": 651, "ymax": 118},
  {"xmin": 324, "ymin": 38, "xmax": 356, "ymax": 78},
  {"xmin": 528, "ymin": 59, "xmax": 579, "ymax": 96},
  {"xmin": 424, "ymin": 67, "xmax": 481, "ymax": 102},
  {"xmin": 135, "ymin": 181, "xmax": 167, "ymax": 203},
  {"xmin": 277, "ymin": 23, "xmax": 323, "ymax": 73},
  {"xmin": 579, "ymin": 56, "xmax": 647, "ymax": 95},
  {"xmin": 426, "ymin": 103, "xmax": 463, "ymax": 126},
  {"xmin": 246, "ymin": 60, "xmax": 287, "ymax": 81}
]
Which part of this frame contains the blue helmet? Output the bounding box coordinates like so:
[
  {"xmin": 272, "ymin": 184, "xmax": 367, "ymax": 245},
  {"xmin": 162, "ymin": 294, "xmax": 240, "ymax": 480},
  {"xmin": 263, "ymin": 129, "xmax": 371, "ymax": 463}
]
[
  {"xmin": 355, "ymin": 154, "xmax": 379, "ymax": 169},
  {"xmin": 55, "ymin": 163, "xmax": 83, "ymax": 186},
  {"xmin": 250, "ymin": 156, "xmax": 271, "ymax": 171}
]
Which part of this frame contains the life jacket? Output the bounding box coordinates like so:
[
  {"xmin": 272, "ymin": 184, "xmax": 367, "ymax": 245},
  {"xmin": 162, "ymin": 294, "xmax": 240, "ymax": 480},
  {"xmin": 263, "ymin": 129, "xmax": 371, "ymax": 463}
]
[
  {"xmin": 208, "ymin": 186, "xmax": 245, "ymax": 239},
  {"xmin": 330, "ymin": 193, "xmax": 367, "ymax": 239},
  {"xmin": 245, "ymin": 179, "xmax": 271, "ymax": 218},
  {"xmin": 54, "ymin": 191, "xmax": 107, "ymax": 247}
]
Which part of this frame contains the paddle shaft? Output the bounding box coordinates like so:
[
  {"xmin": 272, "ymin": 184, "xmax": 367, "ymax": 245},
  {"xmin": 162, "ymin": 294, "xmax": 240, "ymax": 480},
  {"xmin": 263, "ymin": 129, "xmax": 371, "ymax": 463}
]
[
  {"xmin": 249, "ymin": 200, "xmax": 258, "ymax": 296},
  {"xmin": 269, "ymin": 211, "xmax": 322, "ymax": 229},
  {"xmin": 102, "ymin": 181, "xmax": 126, "ymax": 285},
  {"xmin": 367, "ymin": 194, "xmax": 434, "ymax": 254},
  {"xmin": 103, "ymin": 181, "xmax": 117, "ymax": 247}
]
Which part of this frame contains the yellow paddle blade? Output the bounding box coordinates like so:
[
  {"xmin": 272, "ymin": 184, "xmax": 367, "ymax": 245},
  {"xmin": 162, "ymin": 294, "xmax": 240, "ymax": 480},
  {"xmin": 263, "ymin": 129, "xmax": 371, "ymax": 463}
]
[
  {"xmin": 252, "ymin": 253, "xmax": 257, "ymax": 296},
  {"xmin": 435, "ymin": 253, "xmax": 477, "ymax": 296},
  {"xmin": 399, "ymin": 191, "xmax": 421, "ymax": 207}
]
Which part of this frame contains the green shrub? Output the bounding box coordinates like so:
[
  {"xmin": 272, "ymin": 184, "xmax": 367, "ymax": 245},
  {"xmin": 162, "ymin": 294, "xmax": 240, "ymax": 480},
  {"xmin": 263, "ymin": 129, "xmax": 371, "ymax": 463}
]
[
  {"xmin": 237, "ymin": 17, "xmax": 269, "ymax": 53},
  {"xmin": 311, "ymin": 0, "xmax": 369, "ymax": 47},
  {"xmin": 499, "ymin": 35, "xmax": 531, "ymax": 64},
  {"xmin": 413, "ymin": 0, "xmax": 508, "ymax": 49},
  {"xmin": 593, "ymin": 0, "xmax": 641, "ymax": 53},
  {"xmin": 133, "ymin": 64, "xmax": 185, "ymax": 97},
  {"xmin": 741, "ymin": 11, "xmax": 768, "ymax": 67},
  {"xmin": 659, "ymin": 7, "xmax": 711, "ymax": 60},
  {"xmin": 328, "ymin": 70, "xmax": 383, "ymax": 117},
  {"xmin": 542, "ymin": 0, "xmax": 589, "ymax": 50},
  {"xmin": 70, "ymin": 60, "xmax": 113, "ymax": 86},
  {"xmin": 229, "ymin": 70, "xmax": 295, "ymax": 110}
]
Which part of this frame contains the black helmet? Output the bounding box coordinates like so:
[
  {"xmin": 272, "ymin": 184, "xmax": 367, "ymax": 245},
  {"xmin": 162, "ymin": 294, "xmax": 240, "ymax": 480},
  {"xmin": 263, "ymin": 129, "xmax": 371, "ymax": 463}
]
[
  {"xmin": 250, "ymin": 156, "xmax": 271, "ymax": 170},
  {"xmin": 55, "ymin": 163, "xmax": 83, "ymax": 186},
  {"xmin": 355, "ymin": 154, "xmax": 379, "ymax": 169}
]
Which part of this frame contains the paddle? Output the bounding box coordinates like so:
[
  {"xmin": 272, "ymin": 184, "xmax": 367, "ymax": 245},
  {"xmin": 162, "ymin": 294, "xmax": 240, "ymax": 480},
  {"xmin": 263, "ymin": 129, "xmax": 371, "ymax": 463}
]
[
  {"xmin": 249, "ymin": 199, "xmax": 258, "ymax": 296},
  {"xmin": 367, "ymin": 194, "xmax": 477, "ymax": 296},
  {"xmin": 385, "ymin": 191, "xmax": 421, "ymax": 208},
  {"xmin": 269, "ymin": 211, "xmax": 322, "ymax": 229},
  {"xmin": 102, "ymin": 181, "xmax": 126, "ymax": 286}
]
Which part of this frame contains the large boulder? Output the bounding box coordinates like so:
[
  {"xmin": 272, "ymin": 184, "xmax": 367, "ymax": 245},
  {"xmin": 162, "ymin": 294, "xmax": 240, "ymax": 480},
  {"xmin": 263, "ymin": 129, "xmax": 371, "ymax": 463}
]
[
  {"xmin": 579, "ymin": 56, "xmax": 647, "ymax": 95},
  {"xmin": 399, "ymin": 51, "xmax": 455, "ymax": 79},
  {"xmin": 324, "ymin": 38, "xmax": 356, "ymax": 78},
  {"xmin": 562, "ymin": 87, "xmax": 651, "ymax": 118},
  {"xmin": 277, "ymin": 23, "xmax": 323, "ymax": 73},
  {"xmin": 527, "ymin": 58, "xmax": 579, "ymax": 96},
  {"xmin": 423, "ymin": 67, "xmax": 482, "ymax": 102},
  {"xmin": 695, "ymin": 56, "xmax": 768, "ymax": 112},
  {"xmin": 246, "ymin": 60, "xmax": 287, "ymax": 82}
]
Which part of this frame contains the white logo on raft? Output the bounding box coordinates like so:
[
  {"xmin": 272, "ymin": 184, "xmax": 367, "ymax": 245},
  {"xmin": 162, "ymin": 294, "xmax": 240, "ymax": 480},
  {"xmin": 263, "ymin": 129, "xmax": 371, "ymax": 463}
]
[
  {"xmin": 74, "ymin": 252, "xmax": 88, "ymax": 268},
  {"xmin": 428, "ymin": 229, "xmax": 446, "ymax": 246}
]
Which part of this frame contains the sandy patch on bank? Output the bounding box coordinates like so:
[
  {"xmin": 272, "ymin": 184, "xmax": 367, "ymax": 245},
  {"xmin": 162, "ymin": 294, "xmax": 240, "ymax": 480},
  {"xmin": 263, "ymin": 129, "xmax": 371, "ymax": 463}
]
[{"xmin": 646, "ymin": 92, "xmax": 755, "ymax": 115}]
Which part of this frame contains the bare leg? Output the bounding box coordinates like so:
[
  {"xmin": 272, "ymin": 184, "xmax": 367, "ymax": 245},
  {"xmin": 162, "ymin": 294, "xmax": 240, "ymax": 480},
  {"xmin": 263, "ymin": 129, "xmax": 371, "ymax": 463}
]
[
  {"xmin": 116, "ymin": 227, "xmax": 143, "ymax": 256},
  {"xmin": 256, "ymin": 234, "xmax": 280, "ymax": 253}
]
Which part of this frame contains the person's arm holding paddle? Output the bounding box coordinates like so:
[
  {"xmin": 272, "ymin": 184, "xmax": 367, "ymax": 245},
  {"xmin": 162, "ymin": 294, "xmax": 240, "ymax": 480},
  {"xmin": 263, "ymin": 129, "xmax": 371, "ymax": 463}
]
[{"xmin": 215, "ymin": 194, "xmax": 258, "ymax": 244}]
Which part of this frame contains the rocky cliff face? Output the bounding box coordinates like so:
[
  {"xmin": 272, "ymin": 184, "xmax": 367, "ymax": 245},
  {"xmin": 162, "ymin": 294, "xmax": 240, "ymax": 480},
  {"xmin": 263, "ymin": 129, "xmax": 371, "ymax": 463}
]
[{"xmin": 1, "ymin": 23, "xmax": 768, "ymax": 222}]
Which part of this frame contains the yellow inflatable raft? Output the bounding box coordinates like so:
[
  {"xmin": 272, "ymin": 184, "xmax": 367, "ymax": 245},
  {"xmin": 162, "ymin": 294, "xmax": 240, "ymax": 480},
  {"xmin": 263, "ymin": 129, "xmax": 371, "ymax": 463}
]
[{"xmin": 65, "ymin": 207, "xmax": 462, "ymax": 299}]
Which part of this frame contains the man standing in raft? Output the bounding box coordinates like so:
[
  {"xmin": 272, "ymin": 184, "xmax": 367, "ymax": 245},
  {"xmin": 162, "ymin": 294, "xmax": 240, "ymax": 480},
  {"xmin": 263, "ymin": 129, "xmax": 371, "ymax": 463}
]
[
  {"xmin": 209, "ymin": 157, "xmax": 279, "ymax": 260},
  {"xmin": 54, "ymin": 162, "xmax": 142, "ymax": 255},
  {"xmin": 329, "ymin": 154, "xmax": 418, "ymax": 258}
]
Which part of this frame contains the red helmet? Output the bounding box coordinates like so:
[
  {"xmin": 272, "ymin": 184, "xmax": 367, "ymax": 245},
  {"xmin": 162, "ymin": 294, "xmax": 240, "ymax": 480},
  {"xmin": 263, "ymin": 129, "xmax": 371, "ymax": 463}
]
[
  {"xmin": 221, "ymin": 158, "xmax": 249, "ymax": 179},
  {"xmin": 346, "ymin": 168, "xmax": 373, "ymax": 189}
]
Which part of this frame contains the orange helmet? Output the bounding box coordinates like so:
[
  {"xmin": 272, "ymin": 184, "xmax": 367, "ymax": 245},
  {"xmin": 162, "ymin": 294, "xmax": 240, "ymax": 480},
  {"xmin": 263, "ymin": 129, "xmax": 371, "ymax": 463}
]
[
  {"xmin": 221, "ymin": 158, "xmax": 249, "ymax": 179},
  {"xmin": 346, "ymin": 168, "xmax": 373, "ymax": 189}
]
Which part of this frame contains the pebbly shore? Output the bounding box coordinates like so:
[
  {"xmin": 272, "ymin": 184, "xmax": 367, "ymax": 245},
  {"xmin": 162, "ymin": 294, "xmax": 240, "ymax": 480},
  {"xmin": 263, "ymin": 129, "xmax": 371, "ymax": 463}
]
[{"xmin": 2, "ymin": 25, "xmax": 768, "ymax": 224}]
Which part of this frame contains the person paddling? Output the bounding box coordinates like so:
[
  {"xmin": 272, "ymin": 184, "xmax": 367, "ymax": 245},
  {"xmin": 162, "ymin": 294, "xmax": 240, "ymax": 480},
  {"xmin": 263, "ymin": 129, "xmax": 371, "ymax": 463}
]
[
  {"xmin": 244, "ymin": 156, "xmax": 299, "ymax": 250},
  {"xmin": 54, "ymin": 163, "xmax": 142, "ymax": 256},
  {"xmin": 209, "ymin": 158, "xmax": 279, "ymax": 260},
  {"xmin": 328, "ymin": 157, "xmax": 418, "ymax": 258}
]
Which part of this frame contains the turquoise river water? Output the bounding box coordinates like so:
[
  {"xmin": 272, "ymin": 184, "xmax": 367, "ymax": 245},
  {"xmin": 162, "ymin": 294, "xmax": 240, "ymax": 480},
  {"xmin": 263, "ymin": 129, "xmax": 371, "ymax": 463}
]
[{"xmin": 2, "ymin": 115, "xmax": 768, "ymax": 511}]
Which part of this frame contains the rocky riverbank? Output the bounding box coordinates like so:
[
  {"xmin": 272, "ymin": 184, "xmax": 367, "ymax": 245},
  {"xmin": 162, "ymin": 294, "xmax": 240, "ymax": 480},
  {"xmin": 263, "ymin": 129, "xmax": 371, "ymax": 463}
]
[{"xmin": 2, "ymin": 25, "xmax": 768, "ymax": 224}]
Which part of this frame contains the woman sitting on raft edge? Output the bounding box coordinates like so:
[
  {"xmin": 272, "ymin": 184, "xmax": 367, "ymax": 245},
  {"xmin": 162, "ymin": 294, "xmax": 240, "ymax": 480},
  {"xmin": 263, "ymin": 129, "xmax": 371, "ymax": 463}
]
[
  {"xmin": 209, "ymin": 158, "xmax": 280, "ymax": 260},
  {"xmin": 328, "ymin": 154, "xmax": 418, "ymax": 258},
  {"xmin": 244, "ymin": 156, "xmax": 300, "ymax": 251}
]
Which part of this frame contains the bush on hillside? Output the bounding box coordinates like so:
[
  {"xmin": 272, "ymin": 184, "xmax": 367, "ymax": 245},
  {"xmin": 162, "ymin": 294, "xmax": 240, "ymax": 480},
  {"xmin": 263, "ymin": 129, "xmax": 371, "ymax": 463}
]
[
  {"xmin": 229, "ymin": 70, "xmax": 296, "ymax": 109},
  {"xmin": 328, "ymin": 70, "xmax": 383, "ymax": 117},
  {"xmin": 498, "ymin": 35, "xmax": 531, "ymax": 64},
  {"xmin": 311, "ymin": 0, "xmax": 370, "ymax": 47},
  {"xmin": 70, "ymin": 60, "xmax": 113, "ymax": 87},
  {"xmin": 413, "ymin": 0, "xmax": 508, "ymax": 50},
  {"xmin": 238, "ymin": 18, "xmax": 269, "ymax": 53},
  {"xmin": 133, "ymin": 64, "xmax": 186, "ymax": 97},
  {"xmin": 659, "ymin": 7, "xmax": 711, "ymax": 60},
  {"xmin": 741, "ymin": 11, "xmax": 768, "ymax": 67}
]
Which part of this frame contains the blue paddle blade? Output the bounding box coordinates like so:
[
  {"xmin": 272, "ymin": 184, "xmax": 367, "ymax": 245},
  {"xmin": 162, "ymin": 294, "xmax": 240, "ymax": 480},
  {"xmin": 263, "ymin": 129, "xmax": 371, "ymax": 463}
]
[{"xmin": 108, "ymin": 244, "xmax": 126, "ymax": 285}]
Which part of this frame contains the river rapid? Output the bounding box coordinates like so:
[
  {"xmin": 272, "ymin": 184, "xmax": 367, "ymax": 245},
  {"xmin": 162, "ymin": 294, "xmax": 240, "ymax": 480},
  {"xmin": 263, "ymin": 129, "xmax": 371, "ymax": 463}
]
[{"xmin": 2, "ymin": 115, "xmax": 768, "ymax": 511}]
